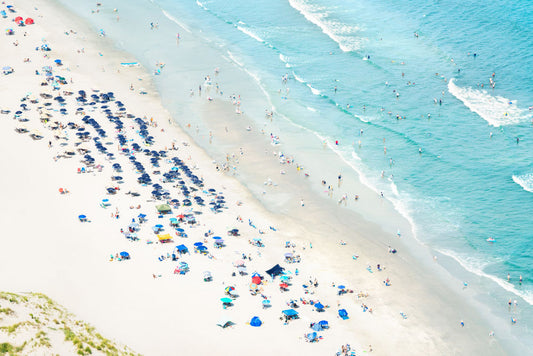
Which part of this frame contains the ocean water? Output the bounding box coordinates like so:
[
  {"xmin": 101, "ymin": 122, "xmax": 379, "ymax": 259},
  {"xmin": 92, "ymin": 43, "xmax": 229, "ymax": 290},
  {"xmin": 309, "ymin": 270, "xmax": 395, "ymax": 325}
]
[{"xmin": 56, "ymin": 0, "xmax": 533, "ymax": 348}]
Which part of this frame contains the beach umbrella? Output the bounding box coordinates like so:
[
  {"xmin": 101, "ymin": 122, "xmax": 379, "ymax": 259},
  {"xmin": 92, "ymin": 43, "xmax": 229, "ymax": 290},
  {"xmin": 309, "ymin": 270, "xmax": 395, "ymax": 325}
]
[
  {"xmin": 338, "ymin": 309, "xmax": 349, "ymax": 319},
  {"xmin": 193, "ymin": 242, "xmax": 203, "ymax": 247},
  {"xmin": 306, "ymin": 332, "xmax": 318, "ymax": 342},
  {"xmin": 119, "ymin": 251, "xmax": 129, "ymax": 258},
  {"xmin": 314, "ymin": 302, "xmax": 324, "ymax": 310},
  {"xmin": 224, "ymin": 286, "xmax": 235, "ymax": 293},
  {"xmin": 14, "ymin": 16, "xmax": 22, "ymax": 22},
  {"xmin": 234, "ymin": 260, "xmax": 245, "ymax": 267},
  {"xmin": 251, "ymin": 276, "xmax": 261, "ymax": 285},
  {"xmin": 220, "ymin": 297, "xmax": 232, "ymax": 304},
  {"xmin": 337, "ymin": 285, "xmax": 346, "ymax": 290},
  {"xmin": 250, "ymin": 316, "xmax": 262, "ymax": 327},
  {"xmin": 24, "ymin": 18, "xmax": 34, "ymax": 25},
  {"xmin": 284, "ymin": 253, "xmax": 293, "ymax": 258},
  {"xmin": 311, "ymin": 323, "xmax": 323, "ymax": 331},
  {"xmin": 318, "ymin": 320, "xmax": 329, "ymax": 328},
  {"xmin": 279, "ymin": 283, "xmax": 289, "ymax": 288},
  {"xmin": 197, "ymin": 245, "xmax": 207, "ymax": 251},
  {"xmin": 212, "ymin": 236, "xmax": 222, "ymax": 240},
  {"xmin": 262, "ymin": 299, "xmax": 271, "ymax": 306}
]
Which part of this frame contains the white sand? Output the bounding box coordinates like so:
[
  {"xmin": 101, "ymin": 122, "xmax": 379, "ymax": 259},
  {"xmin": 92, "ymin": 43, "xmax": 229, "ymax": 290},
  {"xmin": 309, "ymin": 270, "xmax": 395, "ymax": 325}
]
[{"xmin": 0, "ymin": 1, "xmax": 507, "ymax": 355}]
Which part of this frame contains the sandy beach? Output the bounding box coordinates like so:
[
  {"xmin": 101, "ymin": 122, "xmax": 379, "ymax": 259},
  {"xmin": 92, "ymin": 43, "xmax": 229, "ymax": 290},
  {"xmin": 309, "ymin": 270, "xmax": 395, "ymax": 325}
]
[{"xmin": 0, "ymin": 0, "xmax": 514, "ymax": 355}]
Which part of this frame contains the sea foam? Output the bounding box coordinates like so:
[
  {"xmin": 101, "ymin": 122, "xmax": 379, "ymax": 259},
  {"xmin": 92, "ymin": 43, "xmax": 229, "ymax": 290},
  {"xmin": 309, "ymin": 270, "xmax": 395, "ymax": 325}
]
[
  {"xmin": 288, "ymin": 0, "xmax": 362, "ymax": 52},
  {"xmin": 512, "ymin": 173, "xmax": 533, "ymax": 193},
  {"xmin": 448, "ymin": 79, "xmax": 531, "ymax": 127},
  {"xmin": 237, "ymin": 26, "xmax": 264, "ymax": 43},
  {"xmin": 162, "ymin": 10, "xmax": 192, "ymax": 33}
]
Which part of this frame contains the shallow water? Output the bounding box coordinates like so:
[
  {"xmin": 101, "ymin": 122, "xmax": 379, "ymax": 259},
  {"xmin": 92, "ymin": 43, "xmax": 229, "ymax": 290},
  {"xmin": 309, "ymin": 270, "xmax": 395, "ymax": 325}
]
[{"xmin": 56, "ymin": 0, "xmax": 533, "ymax": 350}]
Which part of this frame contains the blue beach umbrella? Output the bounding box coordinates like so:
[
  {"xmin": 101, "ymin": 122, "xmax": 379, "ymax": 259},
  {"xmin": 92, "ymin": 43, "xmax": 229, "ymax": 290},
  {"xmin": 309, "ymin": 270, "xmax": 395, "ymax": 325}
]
[{"xmin": 250, "ymin": 316, "xmax": 262, "ymax": 327}]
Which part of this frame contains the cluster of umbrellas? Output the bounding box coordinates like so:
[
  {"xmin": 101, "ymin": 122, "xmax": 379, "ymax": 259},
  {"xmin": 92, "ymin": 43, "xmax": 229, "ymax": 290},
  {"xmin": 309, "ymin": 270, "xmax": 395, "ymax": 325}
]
[
  {"xmin": 81, "ymin": 115, "xmax": 107, "ymax": 137},
  {"xmin": 13, "ymin": 16, "xmax": 34, "ymax": 25},
  {"xmin": 193, "ymin": 241, "xmax": 208, "ymax": 253}
]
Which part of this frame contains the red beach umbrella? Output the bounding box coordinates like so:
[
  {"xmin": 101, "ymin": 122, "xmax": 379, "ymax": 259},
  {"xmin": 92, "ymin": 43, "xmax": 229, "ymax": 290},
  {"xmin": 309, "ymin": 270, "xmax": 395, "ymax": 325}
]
[
  {"xmin": 279, "ymin": 283, "xmax": 289, "ymax": 288},
  {"xmin": 14, "ymin": 16, "xmax": 23, "ymax": 22},
  {"xmin": 251, "ymin": 276, "xmax": 261, "ymax": 285},
  {"xmin": 25, "ymin": 18, "xmax": 34, "ymax": 25}
]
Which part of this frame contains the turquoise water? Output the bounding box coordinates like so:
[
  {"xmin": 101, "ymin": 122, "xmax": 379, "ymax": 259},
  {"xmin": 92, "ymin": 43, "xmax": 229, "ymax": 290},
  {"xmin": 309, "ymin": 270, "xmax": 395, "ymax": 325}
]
[{"xmin": 57, "ymin": 0, "xmax": 533, "ymax": 346}]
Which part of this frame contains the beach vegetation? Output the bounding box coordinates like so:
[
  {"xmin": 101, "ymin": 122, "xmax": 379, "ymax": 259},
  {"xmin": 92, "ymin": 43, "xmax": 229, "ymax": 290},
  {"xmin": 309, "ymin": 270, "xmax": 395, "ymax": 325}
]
[
  {"xmin": 63, "ymin": 326, "xmax": 76, "ymax": 341},
  {"xmin": 0, "ymin": 321, "xmax": 33, "ymax": 334},
  {"xmin": 0, "ymin": 341, "xmax": 26, "ymax": 354},
  {"xmin": 0, "ymin": 307, "xmax": 14, "ymax": 315},
  {"xmin": 0, "ymin": 292, "xmax": 27, "ymax": 304}
]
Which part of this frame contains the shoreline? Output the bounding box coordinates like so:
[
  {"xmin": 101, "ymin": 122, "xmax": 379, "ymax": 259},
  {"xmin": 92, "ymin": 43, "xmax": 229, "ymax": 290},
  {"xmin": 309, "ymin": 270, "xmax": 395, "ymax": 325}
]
[{"xmin": 0, "ymin": 0, "xmax": 521, "ymax": 354}]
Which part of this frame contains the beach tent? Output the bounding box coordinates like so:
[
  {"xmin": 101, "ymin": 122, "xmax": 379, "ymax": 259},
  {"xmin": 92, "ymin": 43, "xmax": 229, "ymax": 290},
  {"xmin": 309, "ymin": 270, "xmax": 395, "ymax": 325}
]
[
  {"xmin": 338, "ymin": 309, "xmax": 349, "ymax": 320},
  {"xmin": 24, "ymin": 18, "xmax": 34, "ymax": 25},
  {"xmin": 176, "ymin": 244, "xmax": 188, "ymax": 253},
  {"xmin": 250, "ymin": 316, "xmax": 262, "ymax": 327},
  {"xmin": 282, "ymin": 309, "xmax": 299, "ymax": 320},
  {"xmin": 156, "ymin": 204, "xmax": 171, "ymax": 214},
  {"xmin": 318, "ymin": 320, "xmax": 329, "ymax": 329},
  {"xmin": 157, "ymin": 233, "xmax": 172, "ymax": 242},
  {"xmin": 266, "ymin": 264, "xmax": 285, "ymax": 277}
]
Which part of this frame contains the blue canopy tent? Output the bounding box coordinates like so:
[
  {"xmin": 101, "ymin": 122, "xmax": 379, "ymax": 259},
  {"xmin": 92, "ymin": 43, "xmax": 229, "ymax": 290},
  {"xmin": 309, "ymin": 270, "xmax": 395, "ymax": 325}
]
[
  {"xmin": 176, "ymin": 244, "xmax": 188, "ymax": 253},
  {"xmin": 250, "ymin": 316, "xmax": 262, "ymax": 327},
  {"xmin": 282, "ymin": 309, "xmax": 299, "ymax": 321}
]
